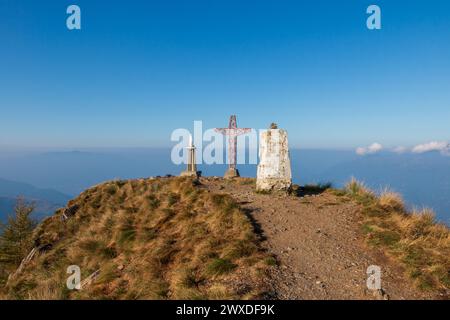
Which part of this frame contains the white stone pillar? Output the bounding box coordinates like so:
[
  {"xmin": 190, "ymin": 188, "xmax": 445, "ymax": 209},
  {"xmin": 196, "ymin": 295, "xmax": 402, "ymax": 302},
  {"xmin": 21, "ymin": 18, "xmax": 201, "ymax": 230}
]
[{"xmin": 256, "ymin": 128, "xmax": 292, "ymax": 191}]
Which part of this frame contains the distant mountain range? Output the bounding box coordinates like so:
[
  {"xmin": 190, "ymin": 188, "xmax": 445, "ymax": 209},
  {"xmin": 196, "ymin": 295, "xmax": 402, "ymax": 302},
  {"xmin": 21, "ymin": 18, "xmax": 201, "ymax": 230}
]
[
  {"xmin": 0, "ymin": 149, "xmax": 176, "ymax": 195},
  {"xmin": 0, "ymin": 178, "xmax": 71, "ymax": 222}
]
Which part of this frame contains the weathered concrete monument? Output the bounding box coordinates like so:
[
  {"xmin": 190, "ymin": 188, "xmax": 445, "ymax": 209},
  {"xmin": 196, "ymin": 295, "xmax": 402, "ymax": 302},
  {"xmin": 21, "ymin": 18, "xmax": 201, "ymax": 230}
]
[
  {"xmin": 180, "ymin": 135, "xmax": 200, "ymax": 178},
  {"xmin": 256, "ymin": 123, "xmax": 292, "ymax": 192},
  {"xmin": 215, "ymin": 115, "xmax": 251, "ymax": 179}
]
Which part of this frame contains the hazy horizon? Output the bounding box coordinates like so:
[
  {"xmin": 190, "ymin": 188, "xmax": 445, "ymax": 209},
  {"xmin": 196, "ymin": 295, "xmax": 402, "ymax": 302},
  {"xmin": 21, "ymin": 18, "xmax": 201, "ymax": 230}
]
[{"xmin": 0, "ymin": 147, "xmax": 449, "ymax": 225}]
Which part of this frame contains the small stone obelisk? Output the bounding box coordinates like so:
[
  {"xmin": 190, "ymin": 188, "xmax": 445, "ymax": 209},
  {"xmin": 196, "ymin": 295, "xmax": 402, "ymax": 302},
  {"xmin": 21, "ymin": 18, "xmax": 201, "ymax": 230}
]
[
  {"xmin": 256, "ymin": 123, "xmax": 292, "ymax": 192},
  {"xmin": 181, "ymin": 135, "xmax": 200, "ymax": 178}
]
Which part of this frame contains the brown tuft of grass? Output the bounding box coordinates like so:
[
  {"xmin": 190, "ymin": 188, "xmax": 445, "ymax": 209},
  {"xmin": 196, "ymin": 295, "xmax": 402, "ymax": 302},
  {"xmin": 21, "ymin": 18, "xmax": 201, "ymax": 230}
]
[
  {"xmin": 378, "ymin": 188, "xmax": 405, "ymax": 212},
  {"xmin": 344, "ymin": 178, "xmax": 376, "ymax": 207},
  {"xmin": 345, "ymin": 178, "xmax": 372, "ymax": 197},
  {"xmin": 26, "ymin": 279, "xmax": 62, "ymax": 300}
]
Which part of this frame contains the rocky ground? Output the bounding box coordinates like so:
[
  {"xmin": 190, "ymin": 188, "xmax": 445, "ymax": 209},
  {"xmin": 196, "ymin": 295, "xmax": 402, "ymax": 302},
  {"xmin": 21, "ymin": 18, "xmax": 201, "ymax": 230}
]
[{"xmin": 201, "ymin": 177, "xmax": 436, "ymax": 300}]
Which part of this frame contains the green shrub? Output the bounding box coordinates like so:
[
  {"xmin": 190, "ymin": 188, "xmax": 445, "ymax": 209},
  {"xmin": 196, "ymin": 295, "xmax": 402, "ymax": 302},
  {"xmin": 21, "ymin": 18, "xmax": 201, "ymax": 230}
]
[
  {"xmin": 206, "ymin": 258, "xmax": 236, "ymax": 276},
  {"xmin": 264, "ymin": 256, "xmax": 277, "ymax": 266},
  {"xmin": 168, "ymin": 193, "xmax": 180, "ymax": 206},
  {"xmin": 79, "ymin": 239, "xmax": 102, "ymax": 253},
  {"xmin": 225, "ymin": 240, "xmax": 257, "ymax": 260},
  {"xmin": 369, "ymin": 230, "xmax": 401, "ymax": 247},
  {"xmin": 303, "ymin": 182, "xmax": 332, "ymax": 193},
  {"xmin": 118, "ymin": 218, "xmax": 136, "ymax": 245},
  {"xmin": 100, "ymin": 246, "xmax": 118, "ymax": 259},
  {"xmin": 147, "ymin": 195, "xmax": 161, "ymax": 209},
  {"xmin": 106, "ymin": 185, "xmax": 118, "ymax": 196}
]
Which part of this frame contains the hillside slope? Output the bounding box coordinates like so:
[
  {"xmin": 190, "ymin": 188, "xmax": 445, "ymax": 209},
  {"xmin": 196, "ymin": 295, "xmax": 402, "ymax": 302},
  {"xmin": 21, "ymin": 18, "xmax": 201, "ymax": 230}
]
[
  {"xmin": 2, "ymin": 177, "xmax": 271, "ymax": 300},
  {"xmin": 1, "ymin": 176, "xmax": 448, "ymax": 300}
]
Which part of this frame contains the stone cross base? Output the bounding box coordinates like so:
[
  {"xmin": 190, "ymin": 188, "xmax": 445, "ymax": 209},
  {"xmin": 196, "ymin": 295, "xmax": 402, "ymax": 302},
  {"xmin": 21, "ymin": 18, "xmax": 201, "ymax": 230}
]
[
  {"xmin": 224, "ymin": 167, "xmax": 240, "ymax": 179},
  {"xmin": 180, "ymin": 170, "xmax": 200, "ymax": 178}
]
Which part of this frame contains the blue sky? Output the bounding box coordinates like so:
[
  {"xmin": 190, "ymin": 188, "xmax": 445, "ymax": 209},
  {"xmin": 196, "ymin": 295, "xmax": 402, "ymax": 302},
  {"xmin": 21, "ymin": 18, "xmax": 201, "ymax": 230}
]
[{"xmin": 1, "ymin": 0, "xmax": 449, "ymax": 149}]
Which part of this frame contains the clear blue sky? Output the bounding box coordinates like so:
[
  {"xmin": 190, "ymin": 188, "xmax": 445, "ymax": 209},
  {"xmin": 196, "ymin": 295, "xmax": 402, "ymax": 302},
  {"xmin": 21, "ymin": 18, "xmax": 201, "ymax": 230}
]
[{"xmin": 1, "ymin": 0, "xmax": 449, "ymax": 148}]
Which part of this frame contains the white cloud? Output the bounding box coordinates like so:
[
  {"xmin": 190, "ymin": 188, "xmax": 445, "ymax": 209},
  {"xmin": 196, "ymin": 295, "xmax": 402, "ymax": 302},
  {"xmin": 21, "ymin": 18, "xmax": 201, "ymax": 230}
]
[
  {"xmin": 356, "ymin": 142, "xmax": 383, "ymax": 156},
  {"xmin": 356, "ymin": 141, "xmax": 450, "ymax": 156},
  {"xmin": 411, "ymin": 141, "xmax": 450, "ymax": 154}
]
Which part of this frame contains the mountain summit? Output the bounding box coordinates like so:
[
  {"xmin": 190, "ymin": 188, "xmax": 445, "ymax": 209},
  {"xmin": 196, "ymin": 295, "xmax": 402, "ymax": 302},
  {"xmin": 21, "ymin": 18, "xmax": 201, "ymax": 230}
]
[{"xmin": 1, "ymin": 177, "xmax": 448, "ymax": 300}]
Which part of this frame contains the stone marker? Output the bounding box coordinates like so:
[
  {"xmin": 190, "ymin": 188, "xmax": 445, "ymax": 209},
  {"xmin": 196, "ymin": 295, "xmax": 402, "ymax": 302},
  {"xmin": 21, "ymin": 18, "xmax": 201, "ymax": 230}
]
[
  {"xmin": 256, "ymin": 124, "xmax": 292, "ymax": 192},
  {"xmin": 180, "ymin": 135, "xmax": 201, "ymax": 178}
]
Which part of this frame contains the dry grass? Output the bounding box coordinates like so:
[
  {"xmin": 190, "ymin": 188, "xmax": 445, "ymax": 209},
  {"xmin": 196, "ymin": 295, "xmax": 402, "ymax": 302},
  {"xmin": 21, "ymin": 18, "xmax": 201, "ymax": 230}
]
[
  {"xmin": 345, "ymin": 178, "xmax": 374, "ymax": 199},
  {"xmin": 343, "ymin": 179, "xmax": 450, "ymax": 295},
  {"xmin": 378, "ymin": 188, "xmax": 405, "ymax": 212},
  {"xmin": 1, "ymin": 177, "xmax": 271, "ymax": 300}
]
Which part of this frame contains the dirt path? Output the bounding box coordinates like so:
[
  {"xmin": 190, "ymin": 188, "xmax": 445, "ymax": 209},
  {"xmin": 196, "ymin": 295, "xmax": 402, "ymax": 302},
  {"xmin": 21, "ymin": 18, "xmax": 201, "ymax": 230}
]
[{"xmin": 201, "ymin": 177, "xmax": 434, "ymax": 300}]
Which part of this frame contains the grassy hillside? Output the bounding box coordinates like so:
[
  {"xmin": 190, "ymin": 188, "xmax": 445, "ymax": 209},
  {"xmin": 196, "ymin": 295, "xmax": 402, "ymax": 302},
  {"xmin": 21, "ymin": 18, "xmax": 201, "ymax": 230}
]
[
  {"xmin": 1, "ymin": 177, "xmax": 272, "ymax": 300},
  {"xmin": 337, "ymin": 179, "xmax": 449, "ymax": 295}
]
